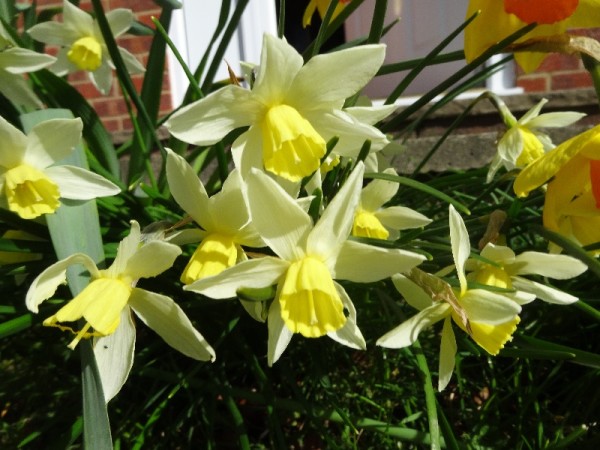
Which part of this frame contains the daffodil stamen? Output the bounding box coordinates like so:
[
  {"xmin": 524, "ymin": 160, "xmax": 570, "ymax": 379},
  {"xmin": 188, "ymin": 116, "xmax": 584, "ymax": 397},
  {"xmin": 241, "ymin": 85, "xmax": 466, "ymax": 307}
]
[{"xmin": 67, "ymin": 322, "xmax": 93, "ymax": 350}]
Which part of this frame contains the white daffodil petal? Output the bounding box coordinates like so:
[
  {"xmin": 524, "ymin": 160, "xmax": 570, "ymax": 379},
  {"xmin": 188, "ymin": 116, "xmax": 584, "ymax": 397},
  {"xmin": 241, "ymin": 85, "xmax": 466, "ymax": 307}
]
[
  {"xmin": 166, "ymin": 149, "xmax": 209, "ymax": 225},
  {"xmin": 0, "ymin": 48, "xmax": 56, "ymax": 74},
  {"xmin": 391, "ymin": 274, "xmax": 434, "ymax": 311},
  {"xmin": 45, "ymin": 166, "xmax": 120, "ymax": 199},
  {"xmin": 26, "ymin": 253, "xmax": 99, "ymax": 312},
  {"xmin": 106, "ymin": 9, "xmax": 134, "ymax": 37},
  {"xmin": 344, "ymin": 105, "xmax": 397, "ymax": 126},
  {"xmin": 377, "ymin": 303, "xmax": 450, "ymax": 348},
  {"xmin": 0, "ymin": 72, "xmax": 42, "ymax": 109},
  {"xmin": 311, "ymin": 109, "xmax": 389, "ymax": 157},
  {"xmin": 247, "ymin": 169, "xmax": 312, "ymax": 261},
  {"xmin": 62, "ymin": 0, "xmax": 95, "ymax": 36},
  {"xmin": 166, "ymin": 85, "xmax": 261, "ymax": 145},
  {"xmin": 50, "ymin": 49, "xmax": 74, "ymax": 76},
  {"xmin": 124, "ymin": 241, "xmax": 181, "ymax": 280},
  {"xmin": 333, "ymin": 240, "xmax": 425, "ymax": 282},
  {"xmin": 308, "ymin": 163, "xmax": 364, "ymax": 259},
  {"xmin": 460, "ymin": 289, "xmax": 521, "ymax": 324},
  {"xmin": 267, "ymin": 298, "xmax": 294, "ymax": 366},
  {"xmin": 519, "ymin": 98, "xmax": 548, "ymax": 124},
  {"xmin": 505, "ymin": 289, "xmax": 537, "ymax": 305},
  {"xmin": 449, "ymin": 205, "xmax": 470, "ymax": 294},
  {"xmin": 377, "ymin": 206, "xmax": 432, "ymax": 230},
  {"xmin": 166, "ymin": 228, "xmax": 206, "ymax": 245},
  {"xmin": 118, "ymin": 47, "xmax": 145, "ymax": 74},
  {"xmin": 360, "ymin": 168, "xmax": 399, "ymax": 211},
  {"xmin": 110, "ymin": 221, "xmax": 142, "ymax": 275},
  {"xmin": 208, "ymin": 171, "xmax": 252, "ymax": 234},
  {"xmin": 0, "ymin": 74, "xmax": 42, "ymax": 109},
  {"xmin": 479, "ymin": 243, "xmax": 516, "ymax": 266},
  {"xmin": 512, "ymin": 251, "xmax": 587, "ymax": 278},
  {"xmin": 89, "ymin": 60, "xmax": 113, "ymax": 95},
  {"xmin": 94, "ymin": 307, "xmax": 136, "ymax": 403},
  {"xmin": 512, "ymin": 277, "xmax": 579, "ymax": 304},
  {"xmin": 252, "ymin": 34, "xmax": 304, "ymax": 104},
  {"xmin": 327, "ymin": 283, "xmax": 366, "ymax": 350},
  {"xmin": 498, "ymin": 127, "xmax": 522, "ymax": 164},
  {"xmin": 526, "ymin": 112, "xmax": 586, "ymax": 129},
  {"xmin": 0, "ymin": 115, "xmax": 27, "ymax": 166},
  {"xmin": 130, "ymin": 289, "xmax": 215, "ymax": 361},
  {"xmin": 438, "ymin": 317, "xmax": 457, "ymax": 392},
  {"xmin": 233, "ymin": 125, "xmax": 263, "ymax": 178},
  {"xmin": 288, "ymin": 44, "xmax": 385, "ymax": 108},
  {"xmin": 28, "ymin": 21, "xmax": 80, "ymax": 46},
  {"xmin": 25, "ymin": 118, "xmax": 82, "ymax": 168},
  {"xmin": 185, "ymin": 257, "xmax": 289, "ymax": 299}
]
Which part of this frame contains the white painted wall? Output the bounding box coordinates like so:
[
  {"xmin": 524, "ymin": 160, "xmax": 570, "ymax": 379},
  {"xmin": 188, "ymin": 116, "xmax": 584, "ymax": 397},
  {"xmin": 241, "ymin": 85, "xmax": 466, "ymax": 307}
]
[{"xmin": 167, "ymin": 0, "xmax": 278, "ymax": 107}]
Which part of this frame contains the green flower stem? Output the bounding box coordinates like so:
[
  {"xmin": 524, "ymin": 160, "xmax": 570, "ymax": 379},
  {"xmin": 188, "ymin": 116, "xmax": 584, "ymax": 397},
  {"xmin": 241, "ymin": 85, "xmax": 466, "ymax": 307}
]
[{"xmin": 412, "ymin": 340, "xmax": 442, "ymax": 450}]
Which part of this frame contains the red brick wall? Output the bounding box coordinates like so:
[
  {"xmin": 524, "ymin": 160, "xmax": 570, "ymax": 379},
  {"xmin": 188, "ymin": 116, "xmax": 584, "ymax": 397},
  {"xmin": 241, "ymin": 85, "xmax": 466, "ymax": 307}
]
[
  {"xmin": 34, "ymin": 0, "xmax": 173, "ymax": 133},
  {"xmin": 516, "ymin": 28, "xmax": 599, "ymax": 93}
]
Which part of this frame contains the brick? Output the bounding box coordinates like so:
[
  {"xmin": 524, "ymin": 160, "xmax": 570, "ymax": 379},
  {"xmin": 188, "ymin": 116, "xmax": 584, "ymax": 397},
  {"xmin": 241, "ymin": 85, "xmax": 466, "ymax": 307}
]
[
  {"xmin": 536, "ymin": 53, "xmax": 581, "ymax": 72},
  {"xmin": 516, "ymin": 75, "xmax": 549, "ymax": 92},
  {"xmin": 551, "ymin": 71, "xmax": 593, "ymax": 90}
]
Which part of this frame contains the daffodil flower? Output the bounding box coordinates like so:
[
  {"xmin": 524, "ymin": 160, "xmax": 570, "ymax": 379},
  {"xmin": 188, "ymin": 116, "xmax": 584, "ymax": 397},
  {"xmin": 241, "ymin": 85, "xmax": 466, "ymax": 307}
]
[
  {"xmin": 0, "ymin": 116, "xmax": 120, "ymax": 219},
  {"xmin": 28, "ymin": 0, "xmax": 145, "ymax": 94},
  {"xmin": 165, "ymin": 149, "xmax": 264, "ymax": 284},
  {"xmin": 166, "ymin": 34, "xmax": 392, "ymax": 183},
  {"xmin": 352, "ymin": 168, "xmax": 432, "ymax": 240},
  {"xmin": 303, "ymin": 0, "xmax": 351, "ymax": 28},
  {"xmin": 0, "ymin": 22, "xmax": 56, "ymax": 108},
  {"xmin": 487, "ymin": 98, "xmax": 585, "ymax": 182},
  {"xmin": 514, "ymin": 125, "xmax": 600, "ymax": 251},
  {"xmin": 377, "ymin": 205, "xmax": 521, "ymax": 391},
  {"xmin": 185, "ymin": 163, "xmax": 426, "ymax": 365},
  {"xmin": 466, "ymin": 243, "xmax": 587, "ymax": 305},
  {"xmin": 26, "ymin": 220, "xmax": 215, "ymax": 401},
  {"xmin": 464, "ymin": 0, "xmax": 600, "ymax": 72}
]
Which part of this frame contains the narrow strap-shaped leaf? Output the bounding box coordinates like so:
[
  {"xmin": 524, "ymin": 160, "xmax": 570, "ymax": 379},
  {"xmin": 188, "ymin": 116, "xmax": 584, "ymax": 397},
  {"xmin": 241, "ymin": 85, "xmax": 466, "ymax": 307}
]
[
  {"xmin": 90, "ymin": 0, "xmax": 165, "ymax": 187},
  {"xmin": 385, "ymin": 11, "xmax": 479, "ymax": 104},
  {"xmin": 21, "ymin": 108, "xmax": 113, "ymax": 450},
  {"xmin": 382, "ymin": 21, "xmax": 537, "ymax": 132},
  {"xmin": 365, "ymin": 171, "xmax": 470, "ymax": 215},
  {"xmin": 200, "ymin": 0, "xmax": 250, "ymax": 94}
]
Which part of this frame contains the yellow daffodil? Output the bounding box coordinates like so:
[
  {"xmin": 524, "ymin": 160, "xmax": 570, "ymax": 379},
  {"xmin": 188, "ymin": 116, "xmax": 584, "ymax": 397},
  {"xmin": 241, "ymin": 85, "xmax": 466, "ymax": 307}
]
[
  {"xmin": 303, "ymin": 0, "xmax": 351, "ymax": 28},
  {"xmin": 487, "ymin": 98, "xmax": 585, "ymax": 182},
  {"xmin": 514, "ymin": 125, "xmax": 600, "ymax": 251},
  {"xmin": 464, "ymin": 0, "xmax": 600, "ymax": 72},
  {"xmin": 0, "ymin": 22, "xmax": 56, "ymax": 108},
  {"xmin": 26, "ymin": 220, "xmax": 215, "ymax": 401},
  {"xmin": 352, "ymin": 168, "xmax": 432, "ymax": 240},
  {"xmin": 0, "ymin": 116, "xmax": 120, "ymax": 219},
  {"xmin": 166, "ymin": 34, "xmax": 393, "ymax": 183},
  {"xmin": 185, "ymin": 163, "xmax": 425, "ymax": 365},
  {"xmin": 377, "ymin": 205, "xmax": 521, "ymax": 391},
  {"xmin": 28, "ymin": 0, "xmax": 144, "ymax": 94},
  {"xmin": 466, "ymin": 243, "xmax": 587, "ymax": 304},
  {"xmin": 165, "ymin": 149, "xmax": 264, "ymax": 285}
]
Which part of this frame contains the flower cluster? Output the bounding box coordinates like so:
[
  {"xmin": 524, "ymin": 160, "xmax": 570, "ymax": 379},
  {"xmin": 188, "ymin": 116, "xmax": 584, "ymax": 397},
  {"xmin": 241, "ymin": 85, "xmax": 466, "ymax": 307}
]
[{"xmin": 0, "ymin": 0, "xmax": 594, "ymax": 411}]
